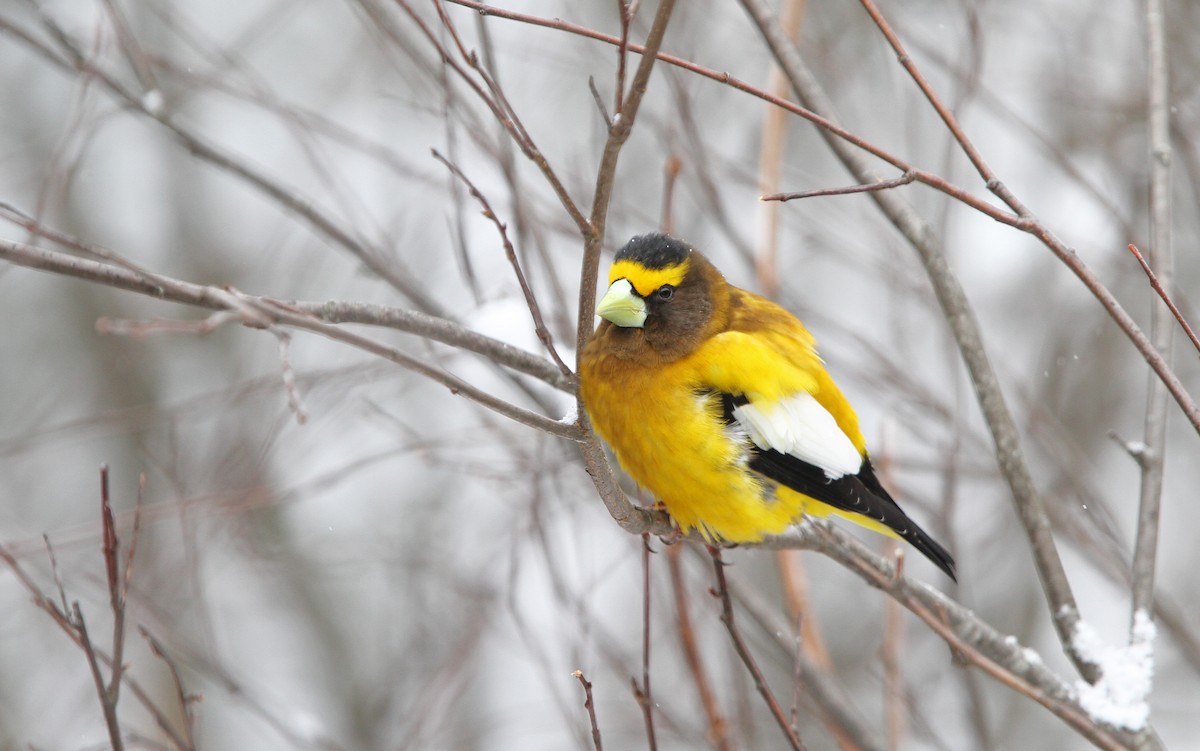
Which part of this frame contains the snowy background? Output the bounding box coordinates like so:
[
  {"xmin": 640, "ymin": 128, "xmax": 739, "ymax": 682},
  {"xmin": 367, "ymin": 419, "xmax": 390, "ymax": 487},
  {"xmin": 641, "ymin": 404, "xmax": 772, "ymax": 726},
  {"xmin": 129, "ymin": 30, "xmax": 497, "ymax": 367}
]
[{"xmin": 1, "ymin": 1, "xmax": 1198, "ymax": 749}]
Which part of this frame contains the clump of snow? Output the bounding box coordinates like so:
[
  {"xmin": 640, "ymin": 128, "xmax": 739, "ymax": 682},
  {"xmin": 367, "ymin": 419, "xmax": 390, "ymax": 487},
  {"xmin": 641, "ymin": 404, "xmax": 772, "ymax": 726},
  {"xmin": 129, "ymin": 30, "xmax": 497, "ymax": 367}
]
[
  {"xmin": 1072, "ymin": 610, "xmax": 1157, "ymax": 731},
  {"xmin": 1021, "ymin": 647, "xmax": 1043, "ymax": 667},
  {"xmin": 560, "ymin": 401, "xmax": 578, "ymax": 425}
]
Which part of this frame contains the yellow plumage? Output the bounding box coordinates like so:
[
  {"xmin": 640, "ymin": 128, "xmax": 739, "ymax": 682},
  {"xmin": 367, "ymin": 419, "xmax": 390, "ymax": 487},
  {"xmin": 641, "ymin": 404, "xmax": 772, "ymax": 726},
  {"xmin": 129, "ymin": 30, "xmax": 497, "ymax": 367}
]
[{"xmin": 579, "ymin": 233, "xmax": 955, "ymax": 579}]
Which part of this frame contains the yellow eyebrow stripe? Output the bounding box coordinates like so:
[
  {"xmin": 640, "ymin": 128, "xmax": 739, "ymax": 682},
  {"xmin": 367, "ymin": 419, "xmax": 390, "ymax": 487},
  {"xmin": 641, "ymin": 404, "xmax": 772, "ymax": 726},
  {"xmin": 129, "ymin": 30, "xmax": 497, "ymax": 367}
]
[{"xmin": 608, "ymin": 258, "xmax": 690, "ymax": 297}]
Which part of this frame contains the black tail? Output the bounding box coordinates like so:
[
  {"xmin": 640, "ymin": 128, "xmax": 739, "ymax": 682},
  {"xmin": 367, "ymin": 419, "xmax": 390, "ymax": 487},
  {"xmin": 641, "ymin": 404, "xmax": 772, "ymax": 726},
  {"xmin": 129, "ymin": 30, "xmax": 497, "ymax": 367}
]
[{"xmin": 838, "ymin": 458, "xmax": 957, "ymax": 581}]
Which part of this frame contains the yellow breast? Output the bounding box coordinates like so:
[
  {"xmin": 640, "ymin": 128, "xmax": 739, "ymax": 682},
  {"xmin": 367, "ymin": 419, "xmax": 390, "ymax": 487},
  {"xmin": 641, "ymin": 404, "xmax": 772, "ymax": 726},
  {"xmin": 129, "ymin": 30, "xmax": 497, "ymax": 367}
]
[{"xmin": 579, "ymin": 342, "xmax": 807, "ymax": 542}]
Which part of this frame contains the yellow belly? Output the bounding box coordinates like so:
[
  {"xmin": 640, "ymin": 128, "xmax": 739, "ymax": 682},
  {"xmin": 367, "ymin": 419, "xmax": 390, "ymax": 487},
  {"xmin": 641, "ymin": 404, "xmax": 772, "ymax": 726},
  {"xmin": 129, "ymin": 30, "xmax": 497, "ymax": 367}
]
[{"xmin": 580, "ymin": 353, "xmax": 807, "ymax": 542}]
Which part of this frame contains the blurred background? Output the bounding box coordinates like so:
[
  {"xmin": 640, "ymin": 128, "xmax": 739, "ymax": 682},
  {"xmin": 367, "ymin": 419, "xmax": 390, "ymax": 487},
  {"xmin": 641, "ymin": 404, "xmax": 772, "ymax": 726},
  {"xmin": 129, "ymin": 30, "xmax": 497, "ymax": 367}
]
[{"xmin": 1, "ymin": 0, "xmax": 1197, "ymax": 748}]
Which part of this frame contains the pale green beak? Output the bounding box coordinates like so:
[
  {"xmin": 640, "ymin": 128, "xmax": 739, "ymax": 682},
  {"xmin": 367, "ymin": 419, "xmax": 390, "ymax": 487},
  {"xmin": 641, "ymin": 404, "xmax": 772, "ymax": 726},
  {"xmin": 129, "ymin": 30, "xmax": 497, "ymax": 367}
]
[{"xmin": 596, "ymin": 278, "xmax": 647, "ymax": 328}]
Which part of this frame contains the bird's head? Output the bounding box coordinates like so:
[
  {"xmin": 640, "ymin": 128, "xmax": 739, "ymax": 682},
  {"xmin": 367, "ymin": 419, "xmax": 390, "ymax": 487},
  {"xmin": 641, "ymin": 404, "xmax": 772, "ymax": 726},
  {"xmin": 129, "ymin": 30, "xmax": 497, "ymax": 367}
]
[{"xmin": 595, "ymin": 233, "xmax": 723, "ymax": 358}]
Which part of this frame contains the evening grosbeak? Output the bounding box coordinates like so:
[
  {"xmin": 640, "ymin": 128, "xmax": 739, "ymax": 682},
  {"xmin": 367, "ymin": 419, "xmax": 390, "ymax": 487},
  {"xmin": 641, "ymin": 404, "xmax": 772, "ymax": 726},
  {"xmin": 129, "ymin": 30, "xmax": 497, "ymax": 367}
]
[{"xmin": 579, "ymin": 233, "xmax": 956, "ymax": 580}]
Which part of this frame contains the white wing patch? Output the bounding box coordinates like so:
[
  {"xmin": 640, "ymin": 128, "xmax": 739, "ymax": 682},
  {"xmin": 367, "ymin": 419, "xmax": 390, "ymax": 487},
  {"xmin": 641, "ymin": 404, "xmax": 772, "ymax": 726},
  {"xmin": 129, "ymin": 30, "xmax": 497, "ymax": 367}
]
[{"xmin": 732, "ymin": 392, "xmax": 862, "ymax": 479}]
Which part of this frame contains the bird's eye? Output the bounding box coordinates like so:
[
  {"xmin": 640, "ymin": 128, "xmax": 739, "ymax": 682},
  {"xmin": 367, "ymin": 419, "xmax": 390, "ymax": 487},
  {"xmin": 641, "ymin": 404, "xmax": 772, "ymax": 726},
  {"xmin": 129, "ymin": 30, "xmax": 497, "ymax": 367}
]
[{"xmin": 655, "ymin": 285, "xmax": 675, "ymax": 301}]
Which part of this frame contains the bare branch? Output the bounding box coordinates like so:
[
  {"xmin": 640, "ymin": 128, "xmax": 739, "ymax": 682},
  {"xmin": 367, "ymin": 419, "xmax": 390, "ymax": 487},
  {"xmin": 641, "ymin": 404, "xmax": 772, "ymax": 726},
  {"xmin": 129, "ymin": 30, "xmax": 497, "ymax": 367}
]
[
  {"xmin": 753, "ymin": 524, "xmax": 1137, "ymax": 750},
  {"xmin": 634, "ymin": 536, "xmax": 658, "ymax": 749},
  {"xmin": 0, "ymin": 237, "xmax": 573, "ymax": 394}
]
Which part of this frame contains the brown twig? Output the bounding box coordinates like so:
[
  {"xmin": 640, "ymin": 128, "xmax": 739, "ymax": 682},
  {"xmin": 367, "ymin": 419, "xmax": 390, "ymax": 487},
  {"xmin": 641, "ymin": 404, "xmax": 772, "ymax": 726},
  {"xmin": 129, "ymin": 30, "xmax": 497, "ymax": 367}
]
[
  {"xmin": 660, "ymin": 154, "xmax": 683, "ymax": 236},
  {"xmin": 431, "ymin": 149, "xmax": 573, "ymax": 377},
  {"xmin": 74, "ymin": 602, "xmax": 125, "ymax": 751},
  {"xmin": 710, "ymin": 548, "xmax": 806, "ymax": 751},
  {"xmin": 613, "ymin": 0, "xmax": 633, "ymax": 115},
  {"xmin": 0, "ymin": 542, "xmax": 192, "ymax": 750},
  {"xmin": 99, "ymin": 467, "xmax": 127, "ymax": 713},
  {"xmin": 440, "ymin": 0, "xmax": 1021, "ymax": 229},
  {"xmin": 1128, "ymin": 245, "xmax": 1196, "ymax": 356},
  {"xmin": 716, "ymin": 548, "xmax": 886, "ymax": 751},
  {"xmin": 882, "ymin": 545, "xmax": 906, "ymax": 751},
  {"xmin": 589, "ymin": 75, "xmax": 613, "ymax": 128},
  {"xmin": 636, "ymin": 535, "xmax": 659, "ymax": 750},
  {"xmin": 140, "ymin": 626, "xmax": 199, "ymax": 749},
  {"xmin": 573, "ymin": 670, "xmax": 604, "ymax": 751},
  {"xmin": 761, "ymin": 171, "xmax": 918, "ymax": 203},
  {"xmin": 413, "ymin": 0, "xmax": 591, "ymax": 236},
  {"xmin": 666, "ymin": 545, "xmax": 731, "ymax": 751}
]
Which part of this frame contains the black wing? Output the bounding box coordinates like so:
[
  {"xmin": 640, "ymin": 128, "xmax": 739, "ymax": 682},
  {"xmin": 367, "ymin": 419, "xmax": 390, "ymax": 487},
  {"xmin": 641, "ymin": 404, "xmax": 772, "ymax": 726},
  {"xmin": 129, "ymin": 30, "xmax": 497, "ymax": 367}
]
[{"xmin": 721, "ymin": 393, "xmax": 956, "ymax": 580}]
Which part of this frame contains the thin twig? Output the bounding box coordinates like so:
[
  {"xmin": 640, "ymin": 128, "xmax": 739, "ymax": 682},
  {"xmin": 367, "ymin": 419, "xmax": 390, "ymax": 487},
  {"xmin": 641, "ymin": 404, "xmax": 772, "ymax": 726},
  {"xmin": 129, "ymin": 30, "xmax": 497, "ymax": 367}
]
[
  {"xmin": 431, "ymin": 149, "xmax": 573, "ymax": 376},
  {"xmin": 882, "ymin": 545, "xmax": 906, "ymax": 751},
  {"xmin": 762, "ymin": 170, "xmax": 917, "ymax": 202},
  {"xmin": 1128, "ymin": 245, "xmax": 1199, "ymax": 356},
  {"xmin": 573, "ymin": 670, "xmax": 604, "ymax": 751},
  {"xmin": 715, "ymin": 546, "xmax": 886, "ymax": 751},
  {"xmin": 589, "ymin": 75, "xmax": 613, "ymax": 128},
  {"xmin": 413, "ymin": 0, "xmax": 591, "ymax": 235},
  {"xmin": 140, "ymin": 626, "xmax": 198, "ymax": 750},
  {"xmin": 74, "ymin": 602, "xmax": 125, "ymax": 751},
  {"xmin": 665, "ymin": 545, "xmax": 731, "ymax": 751},
  {"xmin": 660, "ymin": 154, "xmax": 682, "ymax": 236},
  {"xmin": 613, "ymin": 0, "xmax": 632, "ymax": 115},
  {"xmin": 99, "ymin": 466, "xmax": 128, "ymax": 711},
  {"xmin": 0, "ymin": 542, "xmax": 192, "ymax": 750},
  {"xmin": 710, "ymin": 548, "xmax": 806, "ymax": 751},
  {"xmin": 576, "ymin": 0, "xmax": 678, "ymax": 352},
  {"xmin": 635, "ymin": 535, "xmax": 658, "ymax": 750},
  {"xmin": 272, "ymin": 330, "xmax": 308, "ymax": 425}
]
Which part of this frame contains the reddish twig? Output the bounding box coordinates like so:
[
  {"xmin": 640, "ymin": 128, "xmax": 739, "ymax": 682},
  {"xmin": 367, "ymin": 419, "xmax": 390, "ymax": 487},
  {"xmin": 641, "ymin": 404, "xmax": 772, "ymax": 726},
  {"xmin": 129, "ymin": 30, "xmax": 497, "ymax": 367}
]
[
  {"xmin": 613, "ymin": 0, "xmax": 633, "ymax": 115},
  {"xmin": 660, "ymin": 154, "xmax": 682, "ymax": 236},
  {"xmin": 882, "ymin": 544, "xmax": 907, "ymax": 751},
  {"xmin": 417, "ymin": 0, "xmax": 591, "ymax": 236},
  {"xmin": 74, "ymin": 602, "xmax": 125, "ymax": 751},
  {"xmin": 762, "ymin": 170, "xmax": 917, "ymax": 202},
  {"xmin": 573, "ymin": 670, "xmax": 604, "ymax": 751},
  {"xmin": 1128, "ymin": 244, "xmax": 1198, "ymax": 356},
  {"xmin": 140, "ymin": 627, "xmax": 199, "ymax": 749},
  {"xmin": 431, "ymin": 149, "xmax": 573, "ymax": 377},
  {"xmin": 635, "ymin": 534, "xmax": 658, "ymax": 750},
  {"xmin": 710, "ymin": 548, "xmax": 806, "ymax": 751},
  {"xmin": 666, "ymin": 545, "xmax": 731, "ymax": 750},
  {"xmin": 99, "ymin": 467, "xmax": 127, "ymax": 712}
]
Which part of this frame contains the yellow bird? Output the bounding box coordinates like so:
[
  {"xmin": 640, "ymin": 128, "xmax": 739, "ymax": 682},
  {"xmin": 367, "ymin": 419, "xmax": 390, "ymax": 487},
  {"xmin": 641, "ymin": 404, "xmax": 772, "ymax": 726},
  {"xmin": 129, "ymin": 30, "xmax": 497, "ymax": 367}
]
[{"xmin": 580, "ymin": 233, "xmax": 956, "ymax": 580}]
